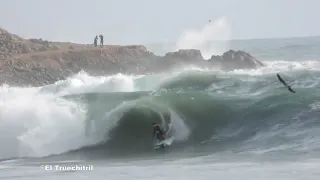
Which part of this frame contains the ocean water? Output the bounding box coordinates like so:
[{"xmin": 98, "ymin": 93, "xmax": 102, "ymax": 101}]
[{"xmin": 1, "ymin": 27, "xmax": 320, "ymax": 179}]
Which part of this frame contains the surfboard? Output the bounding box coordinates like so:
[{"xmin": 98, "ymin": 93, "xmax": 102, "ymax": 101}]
[
  {"xmin": 153, "ymin": 143, "xmax": 166, "ymax": 150},
  {"xmin": 153, "ymin": 137, "xmax": 173, "ymax": 150}
]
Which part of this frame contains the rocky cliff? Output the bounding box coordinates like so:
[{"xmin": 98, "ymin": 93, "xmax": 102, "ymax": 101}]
[{"xmin": 0, "ymin": 27, "xmax": 264, "ymax": 86}]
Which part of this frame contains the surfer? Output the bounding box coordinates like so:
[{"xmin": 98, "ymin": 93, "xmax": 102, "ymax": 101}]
[
  {"xmin": 276, "ymin": 73, "xmax": 295, "ymax": 93},
  {"xmin": 152, "ymin": 122, "xmax": 166, "ymax": 141}
]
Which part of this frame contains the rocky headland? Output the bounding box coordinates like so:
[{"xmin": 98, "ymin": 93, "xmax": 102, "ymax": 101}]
[{"xmin": 0, "ymin": 27, "xmax": 264, "ymax": 86}]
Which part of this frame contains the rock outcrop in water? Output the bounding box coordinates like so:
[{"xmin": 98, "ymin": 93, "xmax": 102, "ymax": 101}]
[
  {"xmin": 209, "ymin": 50, "xmax": 265, "ymax": 71},
  {"xmin": 164, "ymin": 49, "xmax": 204, "ymax": 61},
  {"xmin": 0, "ymin": 27, "xmax": 264, "ymax": 86}
]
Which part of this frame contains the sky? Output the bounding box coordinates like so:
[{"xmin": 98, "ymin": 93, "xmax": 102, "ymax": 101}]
[{"xmin": 0, "ymin": 0, "xmax": 319, "ymax": 44}]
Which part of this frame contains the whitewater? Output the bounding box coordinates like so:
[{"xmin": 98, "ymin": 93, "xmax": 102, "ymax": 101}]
[{"xmin": 1, "ymin": 19, "xmax": 320, "ymax": 180}]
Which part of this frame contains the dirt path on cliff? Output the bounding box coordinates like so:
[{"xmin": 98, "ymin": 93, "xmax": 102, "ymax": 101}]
[
  {"xmin": 11, "ymin": 44, "xmax": 116, "ymax": 60},
  {"xmin": 1, "ymin": 43, "xmax": 147, "ymax": 69},
  {"xmin": 1, "ymin": 43, "xmax": 119, "ymax": 68}
]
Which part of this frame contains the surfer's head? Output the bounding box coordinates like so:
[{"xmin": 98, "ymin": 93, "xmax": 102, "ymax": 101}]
[{"xmin": 152, "ymin": 122, "xmax": 156, "ymax": 126}]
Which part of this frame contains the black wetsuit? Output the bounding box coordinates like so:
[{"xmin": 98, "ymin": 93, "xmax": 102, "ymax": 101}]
[{"xmin": 153, "ymin": 125, "xmax": 166, "ymax": 141}]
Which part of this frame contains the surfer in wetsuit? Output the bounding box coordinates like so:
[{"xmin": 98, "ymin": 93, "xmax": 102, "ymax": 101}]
[{"xmin": 152, "ymin": 122, "xmax": 166, "ymax": 141}]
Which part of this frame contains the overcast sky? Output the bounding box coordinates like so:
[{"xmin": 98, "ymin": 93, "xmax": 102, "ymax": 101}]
[{"xmin": 0, "ymin": 0, "xmax": 319, "ymax": 44}]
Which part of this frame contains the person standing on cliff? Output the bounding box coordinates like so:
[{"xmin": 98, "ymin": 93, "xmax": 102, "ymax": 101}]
[
  {"xmin": 94, "ymin": 35, "xmax": 98, "ymax": 47},
  {"xmin": 99, "ymin": 34, "xmax": 104, "ymax": 47}
]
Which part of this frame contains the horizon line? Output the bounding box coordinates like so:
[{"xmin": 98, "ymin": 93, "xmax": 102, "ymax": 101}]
[
  {"xmin": 144, "ymin": 35, "xmax": 320, "ymax": 45},
  {"xmin": 1, "ymin": 26, "xmax": 319, "ymax": 45}
]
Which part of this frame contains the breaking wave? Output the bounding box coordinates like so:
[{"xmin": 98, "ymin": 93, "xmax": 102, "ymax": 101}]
[{"xmin": 0, "ymin": 59, "xmax": 320, "ymax": 160}]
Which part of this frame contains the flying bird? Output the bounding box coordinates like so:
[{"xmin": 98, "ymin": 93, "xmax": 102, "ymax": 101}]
[{"xmin": 277, "ymin": 73, "xmax": 295, "ymax": 93}]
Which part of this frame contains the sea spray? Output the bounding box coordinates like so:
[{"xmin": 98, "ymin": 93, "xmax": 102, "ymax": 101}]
[
  {"xmin": 175, "ymin": 16, "xmax": 231, "ymax": 59},
  {"xmin": 0, "ymin": 89, "xmax": 89, "ymax": 158}
]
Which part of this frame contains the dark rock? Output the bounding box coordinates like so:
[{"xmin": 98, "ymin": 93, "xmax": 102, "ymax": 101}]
[
  {"xmin": 208, "ymin": 49, "xmax": 264, "ymax": 70},
  {"xmin": 39, "ymin": 46, "xmax": 47, "ymax": 51},
  {"xmin": 164, "ymin": 49, "xmax": 203, "ymax": 61}
]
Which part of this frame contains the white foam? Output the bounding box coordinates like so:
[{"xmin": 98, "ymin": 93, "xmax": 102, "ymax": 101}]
[
  {"xmin": 309, "ymin": 101, "xmax": 320, "ymax": 110},
  {"xmin": 168, "ymin": 109, "xmax": 191, "ymax": 142},
  {"xmin": 228, "ymin": 60, "xmax": 320, "ymax": 76},
  {"xmin": 41, "ymin": 71, "xmax": 140, "ymax": 96},
  {"xmin": 0, "ymin": 88, "xmax": 90, "ymax": 158},
  {"xmin": 0, "ymin": 72, "xmax": 147, "ymax": 159}
]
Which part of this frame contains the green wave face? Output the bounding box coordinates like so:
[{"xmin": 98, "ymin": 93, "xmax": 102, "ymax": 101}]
[{"xmin": 62, "ymin": 69, "xmax": 320, "ymax": 156}]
